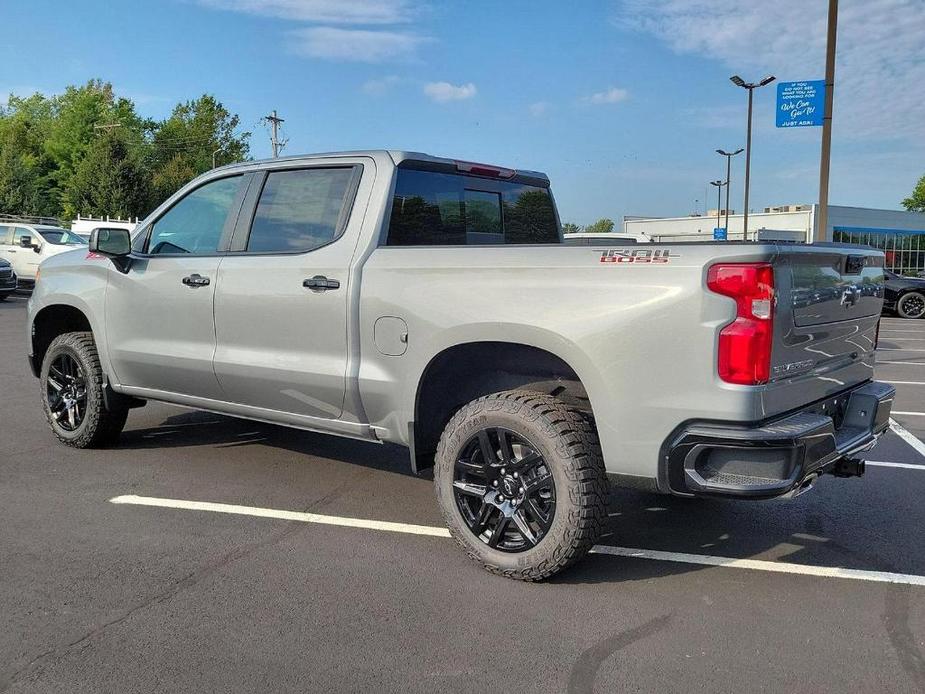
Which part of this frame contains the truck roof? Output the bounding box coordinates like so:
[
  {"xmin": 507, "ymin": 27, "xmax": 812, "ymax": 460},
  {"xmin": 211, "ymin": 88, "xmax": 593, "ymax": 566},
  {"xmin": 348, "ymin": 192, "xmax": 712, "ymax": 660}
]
[{"xmin": 213, "ymin": 150, "xmax": 550, "ymax": 184}]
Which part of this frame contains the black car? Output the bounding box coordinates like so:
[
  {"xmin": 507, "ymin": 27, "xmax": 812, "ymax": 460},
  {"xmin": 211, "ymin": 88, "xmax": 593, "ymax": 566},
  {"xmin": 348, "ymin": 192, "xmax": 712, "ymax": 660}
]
[
  {"xmin": 0, "ymin": 259, "xmax": 16, "ymax": 300},
  {"xmin": 884, "ymin": 270, "xmax": 925, "ymax": 318}
]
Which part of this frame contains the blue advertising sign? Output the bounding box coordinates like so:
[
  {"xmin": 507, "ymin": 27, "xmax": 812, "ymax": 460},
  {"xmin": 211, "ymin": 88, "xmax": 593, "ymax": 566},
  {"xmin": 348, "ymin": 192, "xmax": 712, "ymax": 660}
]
[
  {"xmin": 776, "ymin": 80, "xmax": 825, "ymax": 127},
  {"xmin": 713, "ymin": 227, "xmax": 727, "ymax": 240}
]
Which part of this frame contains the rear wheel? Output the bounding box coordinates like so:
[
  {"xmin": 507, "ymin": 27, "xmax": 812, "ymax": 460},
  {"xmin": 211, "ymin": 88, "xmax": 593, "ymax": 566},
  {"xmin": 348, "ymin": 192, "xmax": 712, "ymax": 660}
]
[
  {"xmin": 41, "ymin": 332, "xmax": 128, "ymax": 448},
  {"xmin": 897, "ymin": 292, "xmax": 925, "ymax": 319},
  {"xmin": 434, "ymin": 390, "xmax": 608, "ymax": 581}
]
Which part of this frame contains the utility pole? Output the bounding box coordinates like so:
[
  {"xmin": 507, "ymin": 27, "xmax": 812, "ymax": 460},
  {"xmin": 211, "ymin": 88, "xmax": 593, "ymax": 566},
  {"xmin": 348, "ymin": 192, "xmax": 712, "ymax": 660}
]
[
  {"xmin": 716, "ymin": 148, "xmax": 744, "ymax": 233},
  {"xmin": 264, "ymin": 110, "xmax": 286, "ymax": 158},
  {"xmin": 817, "ymin": 0, "xmax": 838, "ymax": 242}
]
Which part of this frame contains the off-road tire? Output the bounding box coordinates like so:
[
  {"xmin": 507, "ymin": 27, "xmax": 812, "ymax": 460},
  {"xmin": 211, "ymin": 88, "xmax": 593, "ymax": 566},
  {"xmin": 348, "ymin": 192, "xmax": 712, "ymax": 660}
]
[
  {"xmin": 434, "ymin": 390, "xmax": 608, "ymax": 581},
  {"xmin": 897, "ymin": 292, "xmax": 925, "ymax": 319},
  {"xmin": 41, "ymin": 332, "xmax": 128, "ymax": 448}
]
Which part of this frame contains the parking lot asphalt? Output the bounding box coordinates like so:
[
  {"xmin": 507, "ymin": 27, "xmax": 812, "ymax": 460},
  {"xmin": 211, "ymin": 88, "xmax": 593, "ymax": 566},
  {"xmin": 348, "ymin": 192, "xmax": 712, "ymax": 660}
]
[{"xmin": 3, "ymin": 294, "xmax": 925, "ymax": 693}]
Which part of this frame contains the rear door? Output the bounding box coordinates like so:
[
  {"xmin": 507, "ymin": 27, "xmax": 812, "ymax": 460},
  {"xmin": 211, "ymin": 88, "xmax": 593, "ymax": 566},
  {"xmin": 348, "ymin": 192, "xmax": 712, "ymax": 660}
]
[
  {"xmin": 105, "ymin": 173, "xmax": 249, "ymax": 399},
  {"xmin": 212, "ymin": 160, "xmax": 368, "ymax": 419}
]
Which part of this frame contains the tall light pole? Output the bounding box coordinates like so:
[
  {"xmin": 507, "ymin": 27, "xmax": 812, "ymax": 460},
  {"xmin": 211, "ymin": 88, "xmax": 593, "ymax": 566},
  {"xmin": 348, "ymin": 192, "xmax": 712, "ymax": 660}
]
[
  {"xmin": 710, "ymin": 180, "xmax": 727, "ymax": 236},
  {"xmin": 212, "ymin": 147, "xmax": 222, "ymax": 169},
  {"xmin": 730, "ymin": 74, "xmax": 775, "ymax": 240},
  {"xmin": 716, "ymin": 148, "xmax": 744, "ymax": 233},
  {"xmin": 817, "ymin": 0, "xmax": 839, "ymax": 241}
]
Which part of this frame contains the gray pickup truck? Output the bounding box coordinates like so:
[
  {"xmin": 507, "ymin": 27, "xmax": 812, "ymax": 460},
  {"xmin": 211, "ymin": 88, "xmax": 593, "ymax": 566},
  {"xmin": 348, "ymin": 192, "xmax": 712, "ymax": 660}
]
[{"xmin": 27, "ymin": 150, "xmax": 895, "ymax": 580}]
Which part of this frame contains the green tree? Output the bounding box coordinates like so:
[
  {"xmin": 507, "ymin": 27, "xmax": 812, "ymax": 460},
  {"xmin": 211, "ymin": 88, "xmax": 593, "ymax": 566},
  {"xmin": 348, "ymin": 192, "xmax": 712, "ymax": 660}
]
[
  {"xmin": 149, "ymin": 95, "xmax": 250, "ymax": 204},
  {"xmin": 561, "ymin": 222, "xmax": 581, "ymax": 234},
  {"xmin": 43, "ymin": 80, "xmax": 148, "ymax": 217},
  {"xmin": 583, "ymin": 218, "xmax": 615, "ymax": 234},
  {"xmin": 0, "ymin": 96, "xmax": 56, "ymax": 215},
  {"xmin": 65, "ymin": 130, "xmax": 151, "ymax": 219},
  {"xmin": 903, "ymin": 174, "xmax": 925, "ymax": 213},
  {"xmin": 0, "ymin": 83, "xmax": 250, "ymax": 219}
]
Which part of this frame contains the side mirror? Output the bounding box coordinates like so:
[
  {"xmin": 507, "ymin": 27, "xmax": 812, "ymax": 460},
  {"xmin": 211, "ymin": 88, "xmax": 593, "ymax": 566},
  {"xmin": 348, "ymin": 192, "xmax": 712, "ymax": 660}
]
[
  {"xmin": 19, "ymin": 236, "xmax": 35, "ymax": 250},
  {"xmin": 89, "ymin": 228, "xmax": 132, "ymax": 257},
  {"xmin": 89, "ymin": 227, "xmax": 133, "ymax": 272}
]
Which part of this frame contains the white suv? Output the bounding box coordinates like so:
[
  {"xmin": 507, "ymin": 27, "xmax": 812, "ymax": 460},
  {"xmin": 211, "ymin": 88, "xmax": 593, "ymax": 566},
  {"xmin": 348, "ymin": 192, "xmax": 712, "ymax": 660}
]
[{"xmin": 0, "ymin": 224, "xmax": 87, "ymax": 285}]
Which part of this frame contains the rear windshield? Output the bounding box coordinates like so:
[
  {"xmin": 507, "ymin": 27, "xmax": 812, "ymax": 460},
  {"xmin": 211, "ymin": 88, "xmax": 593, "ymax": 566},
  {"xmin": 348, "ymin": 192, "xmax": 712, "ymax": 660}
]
[{"xmin": 385, "ymin": 167, "xmax": 560, "ymax": 246}]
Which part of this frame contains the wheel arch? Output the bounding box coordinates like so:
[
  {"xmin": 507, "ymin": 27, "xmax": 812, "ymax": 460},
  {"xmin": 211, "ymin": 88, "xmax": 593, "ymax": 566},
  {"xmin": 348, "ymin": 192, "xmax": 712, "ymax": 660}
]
[
  {"xmin": 408, "ymin": 339, "xmax": 598, "ymax": 473},
  {"xmin": 30, "ymin": 303, "xmax": 95, "ymax": 377}
]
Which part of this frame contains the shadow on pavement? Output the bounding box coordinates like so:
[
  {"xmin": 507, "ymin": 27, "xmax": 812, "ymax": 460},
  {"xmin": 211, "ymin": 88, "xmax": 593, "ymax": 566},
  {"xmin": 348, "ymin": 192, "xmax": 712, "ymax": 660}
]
[{"xmin": 118, "ymin": 409, "xmax": 421, "ymax": 479}]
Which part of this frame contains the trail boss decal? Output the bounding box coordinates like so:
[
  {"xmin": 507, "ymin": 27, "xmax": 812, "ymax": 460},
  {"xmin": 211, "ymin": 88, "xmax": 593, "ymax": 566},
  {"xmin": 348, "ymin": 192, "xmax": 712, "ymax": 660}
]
[{"xmin": 599, "ymin": 248, "xmax": 679, "ymax": 264}]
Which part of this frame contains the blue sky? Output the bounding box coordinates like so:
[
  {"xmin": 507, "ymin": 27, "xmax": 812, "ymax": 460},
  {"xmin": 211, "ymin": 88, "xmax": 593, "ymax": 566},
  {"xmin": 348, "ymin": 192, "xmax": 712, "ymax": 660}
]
[{"xmin": 2, "ymin": 0, "xmax": 923, "ymax": 225}]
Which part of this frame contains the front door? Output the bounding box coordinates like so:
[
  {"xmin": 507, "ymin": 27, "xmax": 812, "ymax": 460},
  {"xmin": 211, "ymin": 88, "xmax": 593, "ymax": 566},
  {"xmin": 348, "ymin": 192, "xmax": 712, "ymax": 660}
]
[
  {"xmin": 213, "ymin": 163, "xmax": 366, "ymax": 419},
  {"xmin": 105, "ymin": 174, "xmax": 248, "ymax": 400},
  {"xmin": 7, "ymin": 227, "xmax": 42, "ymax": 279}
]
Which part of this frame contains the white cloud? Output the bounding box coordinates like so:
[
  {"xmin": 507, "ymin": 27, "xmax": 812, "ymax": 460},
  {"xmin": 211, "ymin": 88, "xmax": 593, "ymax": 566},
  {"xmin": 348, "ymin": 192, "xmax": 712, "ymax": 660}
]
[
  {"xmin": 618, "ymin": 0, "xmax": 925, "ymax": 139},
  {"xmin": 197, "ymin": 0, "xmax": 418, "ymax": 24},
  {"xmin": 290, "ymin": 27, "xmax": 430, "ymax": 62},
  {"xmin": 529, "ymin": 101, "xmax": 550, "ymax": 117},
  {"xmin": 583, "ymin": 87, "xmax": 629, "ymax": 105},
  {"xmin": 423, "ymin": 81, "xmax": 477, "ymax": 103},
  {"xmin": 362, "ymin": 75, "xmax": 401, "ymax": 95}
]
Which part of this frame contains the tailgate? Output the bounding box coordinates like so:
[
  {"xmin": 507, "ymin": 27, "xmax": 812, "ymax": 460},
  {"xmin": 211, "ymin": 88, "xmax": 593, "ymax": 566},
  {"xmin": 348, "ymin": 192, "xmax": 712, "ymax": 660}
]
[{"xmin": 772, "ymin": 244, "xmax": 884, "ymax": 385}]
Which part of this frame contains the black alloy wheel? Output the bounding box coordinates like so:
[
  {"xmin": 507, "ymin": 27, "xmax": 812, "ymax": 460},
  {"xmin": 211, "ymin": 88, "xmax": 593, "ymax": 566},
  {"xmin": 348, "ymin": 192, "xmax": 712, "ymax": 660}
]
[
  {"xmin": 452, "ymin": 427, "xmax": 556, "ymax": 552},
  {"xmin": 898, "ymin": 292, "xmax": 925, "ymax": 319},
  {"xmin": 45, "ymin": 352, "xmax": 88, "ymax": 431}
]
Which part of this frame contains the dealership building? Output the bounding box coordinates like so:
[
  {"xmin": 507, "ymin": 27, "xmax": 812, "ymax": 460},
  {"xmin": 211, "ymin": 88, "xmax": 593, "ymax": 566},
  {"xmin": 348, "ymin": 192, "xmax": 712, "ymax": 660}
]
[{"xmin": 624, "ymin": 204, "xmax": 925, "ymax": 275}]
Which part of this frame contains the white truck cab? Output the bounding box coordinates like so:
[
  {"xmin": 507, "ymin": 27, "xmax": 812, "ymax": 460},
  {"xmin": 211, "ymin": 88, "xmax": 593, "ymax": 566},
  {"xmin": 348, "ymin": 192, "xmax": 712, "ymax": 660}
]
[{"xmin": 0, "ymin": 223, "xmax": 87, "ymax": 284}]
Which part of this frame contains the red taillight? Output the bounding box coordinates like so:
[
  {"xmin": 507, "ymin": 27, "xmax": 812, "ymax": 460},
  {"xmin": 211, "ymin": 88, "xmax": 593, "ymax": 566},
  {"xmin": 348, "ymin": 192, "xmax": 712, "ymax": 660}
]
[
  {"xmin": 454, "ymin": 160, "xmax": 516, "ymax": 179},
  {"xmin": 707, "ymin": 263, "xmax": 775, "ymax": 385}
]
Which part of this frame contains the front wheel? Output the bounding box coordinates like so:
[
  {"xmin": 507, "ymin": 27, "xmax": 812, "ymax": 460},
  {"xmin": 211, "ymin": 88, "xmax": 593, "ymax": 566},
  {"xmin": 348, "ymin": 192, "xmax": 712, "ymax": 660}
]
[
  {"xmin": 434, "ymin": 390, "xmax": 608, "ymax": 581},
  {"xmin": 897, "ymin": 292, "xmax": 925, "ymax": 319},
  {"xmin": 40, "ymin": 332, "xmax": 128, "ymax": 448}
]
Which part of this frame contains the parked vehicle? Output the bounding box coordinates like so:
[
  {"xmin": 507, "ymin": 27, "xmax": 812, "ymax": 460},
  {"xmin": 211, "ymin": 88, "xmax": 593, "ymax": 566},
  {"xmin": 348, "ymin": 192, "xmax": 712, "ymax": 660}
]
[
  {"xmin": 563, "ymin": 232, "xmax": 647, "ymax": 245},
  {"xmin": 26, "ymin": 150, "xmax": 894, "ymax": 580},
  {"xmin": 0, "ymin": 224, "xmax": 86, "ymax": 286},
  {"xmin": 0, "ymin": 258, "xmax": 16, "ymax": 300},
  {"xmin": 883, "ymin": 270, "xmax": 925, "ymax": 319}
]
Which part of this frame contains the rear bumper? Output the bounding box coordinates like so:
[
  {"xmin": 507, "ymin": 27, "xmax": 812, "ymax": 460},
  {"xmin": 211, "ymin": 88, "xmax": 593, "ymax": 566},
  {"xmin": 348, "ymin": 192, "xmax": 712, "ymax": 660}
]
[{"xmin": 661, "ymin": 381, "xmax": 894, "ymax": 498}]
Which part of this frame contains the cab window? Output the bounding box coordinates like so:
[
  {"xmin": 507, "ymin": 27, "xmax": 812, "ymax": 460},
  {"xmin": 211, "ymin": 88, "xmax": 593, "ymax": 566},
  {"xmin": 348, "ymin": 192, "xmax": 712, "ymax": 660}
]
[
  {"xmin": 146, "ymin": 175, "xmax": 243, "ymax": 255},
  {"xmin": 245, "ymin": 167, "xmax": 357, "ymax": 253},
  {"xmin": 0, "ymin": 226, "xmax": 12, "ymax": 245}
]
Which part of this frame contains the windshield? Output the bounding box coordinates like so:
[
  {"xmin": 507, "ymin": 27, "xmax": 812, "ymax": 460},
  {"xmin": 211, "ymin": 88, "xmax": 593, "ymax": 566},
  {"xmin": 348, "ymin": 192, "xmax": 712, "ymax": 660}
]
[{"xmin": 37, "ymin": 229, "xmax": 87, "ymax": 246}]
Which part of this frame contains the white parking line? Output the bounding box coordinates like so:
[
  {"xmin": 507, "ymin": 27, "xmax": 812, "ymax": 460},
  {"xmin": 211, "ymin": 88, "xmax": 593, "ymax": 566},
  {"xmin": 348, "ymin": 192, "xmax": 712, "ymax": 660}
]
[
  {"xmin": 883, "ymin": 380, "xmax": 925, "ymax": 385},
  {"xmin": 879, "ymin": 338, "xmax": 925, "ymax": 341},
  {"xmin": 876, "ymin": 361, "xmax": 925, "ymax": 366},
  {"xmin": 889, "ymin": 418, "xmax": 925, "ymax": 458},
  {"xmin": 110, "ymin": 494, "xmax": 925, "ymax": 587},
  {"xmin": 109, "ymin": 495, "xmax": 451, "ymax": 537},
  {"xmin": 878, "ymin": 348, "xmax": 925, "ymax": 352},
  {"xmin": 892, "ymin": 411, "xmax": 925, "ymax": 416},
  {"xmin": 866, "ymin": 461, "xmax": 925, "ymax": 470}
]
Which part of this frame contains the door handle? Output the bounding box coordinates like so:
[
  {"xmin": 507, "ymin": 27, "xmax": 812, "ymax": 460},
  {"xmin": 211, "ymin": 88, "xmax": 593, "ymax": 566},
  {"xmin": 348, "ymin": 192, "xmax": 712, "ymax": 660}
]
[
  {"xmin": 182, "ymin": 274, "xmax": 210, "ymax": 287},
  {"xmin": 303, "ymin": 276, "xmax": 340, "ymax": 291}
]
